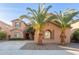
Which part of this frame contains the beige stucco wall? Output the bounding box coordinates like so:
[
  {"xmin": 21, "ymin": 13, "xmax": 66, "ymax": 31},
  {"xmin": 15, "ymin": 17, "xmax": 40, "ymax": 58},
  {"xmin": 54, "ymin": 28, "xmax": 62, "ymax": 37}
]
[
  {"xmin": 41, "ymin": 22, "xmax": 71, "ymax": 44},
  {"xmin": 11, "ymin": 29, "xmax": 24, "ymax": 38}
]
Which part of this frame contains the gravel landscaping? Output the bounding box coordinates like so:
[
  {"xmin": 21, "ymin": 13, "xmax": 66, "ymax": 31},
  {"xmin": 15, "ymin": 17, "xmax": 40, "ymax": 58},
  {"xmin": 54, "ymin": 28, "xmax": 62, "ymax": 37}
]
[{"xmin": 21, "ymin": 42, "xmax": 79, "ymax": 50}]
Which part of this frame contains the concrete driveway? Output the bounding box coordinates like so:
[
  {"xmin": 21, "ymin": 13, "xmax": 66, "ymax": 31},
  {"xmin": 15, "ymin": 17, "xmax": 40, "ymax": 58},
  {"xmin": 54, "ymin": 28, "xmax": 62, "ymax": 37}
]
[
  {"xmin": 0, "ymin": 40, "xmax": 27, "ymax": 50},
  {"xmin": 0, "ymin": 40, "xmax": 79, "ymax": 55}
]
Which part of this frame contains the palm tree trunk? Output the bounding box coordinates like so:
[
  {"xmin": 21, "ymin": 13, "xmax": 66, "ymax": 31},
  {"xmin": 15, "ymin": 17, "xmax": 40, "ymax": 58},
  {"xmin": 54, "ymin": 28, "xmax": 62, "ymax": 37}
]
[
  {"xmin": 60, "ymin": 29, "xmax": 66, "ymax": 45},
  {"xmin": 34, "ymin": 29, "xmax": 43, "ymax": 45}
]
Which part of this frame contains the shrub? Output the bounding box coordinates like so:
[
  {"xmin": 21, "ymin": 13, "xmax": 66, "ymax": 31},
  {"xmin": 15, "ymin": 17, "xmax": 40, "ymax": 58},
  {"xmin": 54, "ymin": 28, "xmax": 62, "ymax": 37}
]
[
  {"xmin": 0, "ymin": 31, "xmax": 7, "ymax": 40},
  {"xmin": 24, "ymin": 27, "xmax": 35, "ymax": 40},
  {"xmin": 25, "ymin": 26, "xmax": 34, "ymax": 33},
  {"xmin": 71, "ymin": 29, "xmax": 79, "ymax": 43}
]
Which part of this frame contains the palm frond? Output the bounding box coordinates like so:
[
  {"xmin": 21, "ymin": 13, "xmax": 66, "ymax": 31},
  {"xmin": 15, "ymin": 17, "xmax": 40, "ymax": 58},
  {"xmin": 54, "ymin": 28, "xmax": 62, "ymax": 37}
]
[
  {"xmin": 54, "ymin": 11, "xmax": 62, "ymax": 23},
  {"xmin": 33, "ymin": 9, "xmax": 38, "ymax": 15},
  {"xmin": 54, "ymin": 9, "xmax": 79, "ymax": 29},
  {"xmin": 63, "ymin": 11, "xmax": 79, "ymax": 24},
  {"xmin": 20, "ymin": 4, "xmax": 54, "ymax": 30},
  {"xmin": 41, "ymin": 3, "xmax": 45, "ymax": 13},
  {"xmin": 38, "ymin": 4, "xmax": 41, "ymax": 14},
  {"xmin": 63, "ymin": 9, "xmax": 76, "ymax": 15},
  {"xmin": 19, "ymin": 15, "xmax": 29, "ymax": 20},
  {"xmin": 44, "ymin": 5, "xmax": 52, "ymax": 16},
  {"xmin": 19, "ymin": 15, "xmax": 37, "ymax": 24},
  {"xmin": 68, "ymin": 19, "xmax": 79, "ymax": 25},
  {"xmin": 27, "ymin": 8, "xmax": 37, "ymax": 18},
  {"xmin": 45, "ymin": 15, "xmax": 57, "ymax": 22}
]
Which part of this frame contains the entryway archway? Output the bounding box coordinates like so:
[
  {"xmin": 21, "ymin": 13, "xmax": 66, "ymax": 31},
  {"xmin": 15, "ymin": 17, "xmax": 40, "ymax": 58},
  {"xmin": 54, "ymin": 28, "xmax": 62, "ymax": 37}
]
[
  {"xmin": 43, "ymin": 30, "xmax": 53, "ymax": 43},
  {"xmin": 44, "ymin": 30, "xmax": 52, "ymax": 39}
]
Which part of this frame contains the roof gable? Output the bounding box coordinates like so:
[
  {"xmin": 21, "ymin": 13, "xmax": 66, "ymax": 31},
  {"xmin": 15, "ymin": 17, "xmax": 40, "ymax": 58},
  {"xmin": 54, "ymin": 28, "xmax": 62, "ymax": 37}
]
[{"xmin": 12, "ymin": 19, "xmax": 30, "ymax": 26}]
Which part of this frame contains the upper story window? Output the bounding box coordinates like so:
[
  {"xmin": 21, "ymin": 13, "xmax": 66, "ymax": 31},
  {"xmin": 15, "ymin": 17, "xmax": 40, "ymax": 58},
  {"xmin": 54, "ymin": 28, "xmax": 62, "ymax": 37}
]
[{"xmin": 15, "ymin": 22, "xmax": 20, "ymax": 28}]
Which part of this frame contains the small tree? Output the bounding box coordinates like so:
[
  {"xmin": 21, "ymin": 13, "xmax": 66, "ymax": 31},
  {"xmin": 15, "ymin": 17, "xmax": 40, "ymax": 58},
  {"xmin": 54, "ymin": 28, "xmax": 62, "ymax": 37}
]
[
  {"xmin": 0, "ymin": 31, "xmax": 7, "ymax": 40},
  {"xmin": 71, "ymin": 29, "xmax": 79, "ymax": 43}
]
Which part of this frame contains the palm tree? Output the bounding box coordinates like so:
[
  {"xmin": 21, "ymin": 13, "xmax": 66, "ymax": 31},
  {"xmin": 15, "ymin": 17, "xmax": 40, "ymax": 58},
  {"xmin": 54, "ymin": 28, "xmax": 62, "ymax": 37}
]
[
  {"xmin": 19, "ymin": 4, "xmax": 56, "ymax": 44},
  {"xmin": 54, "ymin": 9, "xmax": 79, "ymax": 45}
]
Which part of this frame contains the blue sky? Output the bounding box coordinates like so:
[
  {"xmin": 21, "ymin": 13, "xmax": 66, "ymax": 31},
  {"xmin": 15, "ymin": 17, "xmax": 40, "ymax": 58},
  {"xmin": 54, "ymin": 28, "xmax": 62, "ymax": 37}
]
[{"xmin": 0, "ymin": 3, "xmax": 79, "ymax": 25}]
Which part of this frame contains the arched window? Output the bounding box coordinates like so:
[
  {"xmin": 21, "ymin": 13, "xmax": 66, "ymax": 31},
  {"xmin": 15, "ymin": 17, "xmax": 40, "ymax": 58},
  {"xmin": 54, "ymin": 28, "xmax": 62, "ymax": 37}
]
[
  {"xmin": 15, "ymin": 22, "xmax": 20, "ymax": 28},
  {"xmin": 44, "ymin": 30, "xmax": 52, "ymax": 39}
]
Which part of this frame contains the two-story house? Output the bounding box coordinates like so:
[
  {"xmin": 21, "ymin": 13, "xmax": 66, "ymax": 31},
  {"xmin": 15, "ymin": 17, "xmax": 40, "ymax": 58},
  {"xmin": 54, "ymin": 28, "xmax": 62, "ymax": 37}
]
[
  {"xmin": 0, "ymin": 19, "xmax": 33, "ymax": 40},
  {"xmin": 10, "ymin": 19, "xmax": 29, "ymax": 39}
]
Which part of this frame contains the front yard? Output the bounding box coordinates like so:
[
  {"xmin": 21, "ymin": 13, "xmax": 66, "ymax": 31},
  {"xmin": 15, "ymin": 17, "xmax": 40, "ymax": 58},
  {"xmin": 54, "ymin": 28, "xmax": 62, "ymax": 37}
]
[{"xmin": 0, "ymin": 40, "xmax": 79, "ymax": 55}]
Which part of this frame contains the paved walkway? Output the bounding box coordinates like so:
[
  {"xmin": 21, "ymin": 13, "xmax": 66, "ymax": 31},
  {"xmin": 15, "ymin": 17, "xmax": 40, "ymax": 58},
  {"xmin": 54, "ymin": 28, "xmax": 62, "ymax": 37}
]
[{"xmin": 0, "ymin": 40, "xmax": 79, "ymax": 55}]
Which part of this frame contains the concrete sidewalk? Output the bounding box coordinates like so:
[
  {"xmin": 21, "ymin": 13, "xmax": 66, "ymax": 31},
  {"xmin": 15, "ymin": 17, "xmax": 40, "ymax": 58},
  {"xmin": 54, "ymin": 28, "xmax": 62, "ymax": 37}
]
[{"xmin": 0, "ymin": 50, "xmax": 76, "ymax": 55}]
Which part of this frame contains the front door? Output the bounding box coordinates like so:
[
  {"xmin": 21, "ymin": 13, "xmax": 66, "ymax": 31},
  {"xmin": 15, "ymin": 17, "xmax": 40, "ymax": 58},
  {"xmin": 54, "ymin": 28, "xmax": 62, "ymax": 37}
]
[
  {"xmin": 44, "ymin": 30, "xmax": 53, "ymax": 43},
  {"xmin": 44, "ymin": 30, "xmax": 51, "ymax": 39}
]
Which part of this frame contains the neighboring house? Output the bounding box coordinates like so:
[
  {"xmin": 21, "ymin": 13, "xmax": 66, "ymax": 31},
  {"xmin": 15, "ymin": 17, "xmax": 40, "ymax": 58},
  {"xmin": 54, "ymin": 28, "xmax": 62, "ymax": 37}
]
[
  {"xmin": 0, "ymin": 19, "xmax": 29, "ymax": 40},
  {"xmin": 0, "ymin": 20, "xmax": 12, "ymax": 40},
  {"xmin": 71, "ymin": 22, "xmax": 79, "ymax": 33},
  {"xmin": 10, "ymin": 19, "xmax": 29, "ymax": 39}
]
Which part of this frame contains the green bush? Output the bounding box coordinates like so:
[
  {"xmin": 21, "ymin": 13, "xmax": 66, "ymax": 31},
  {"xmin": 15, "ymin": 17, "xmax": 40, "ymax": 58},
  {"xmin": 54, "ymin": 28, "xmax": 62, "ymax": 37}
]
[
  {"xmin": 25, "ymin": 26, "xmax": 34, "ymax": 33},
  {"xmin": 71, "ymin": 29, "xmax": 79, "ymax": 43},
  {"xmin": 0, "ymin": 31, "xmax": 7, "ymax": 40}
]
